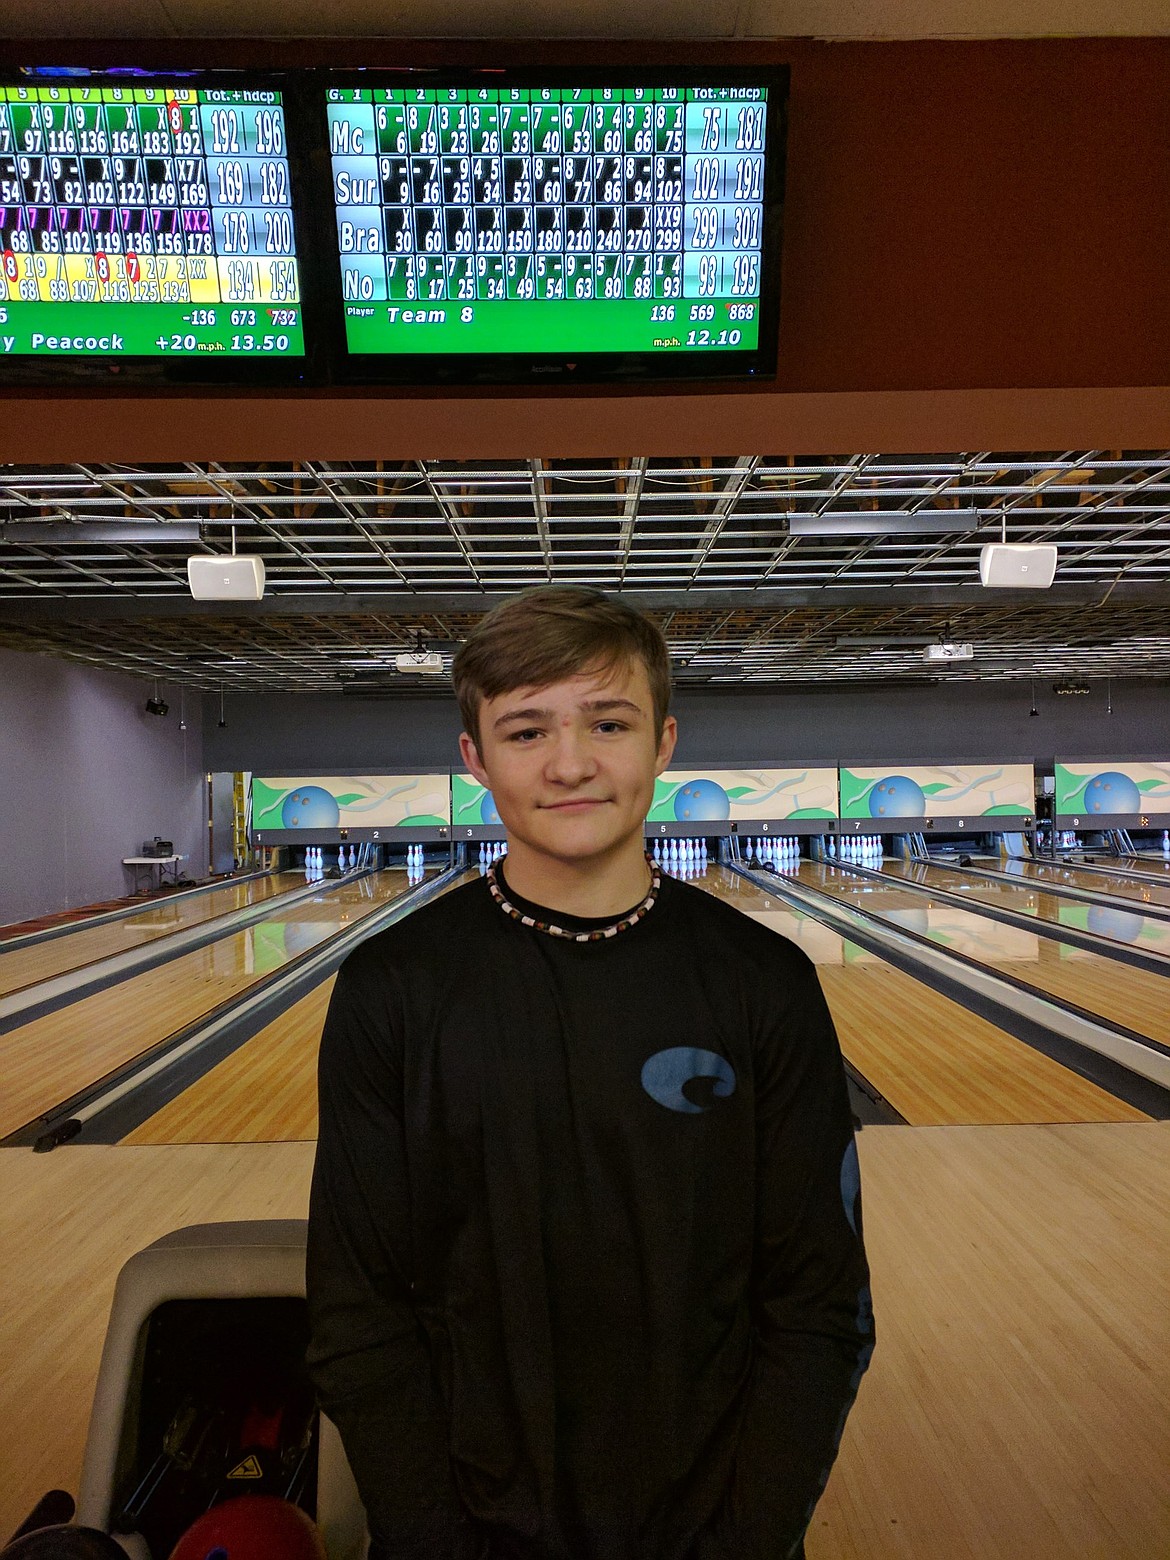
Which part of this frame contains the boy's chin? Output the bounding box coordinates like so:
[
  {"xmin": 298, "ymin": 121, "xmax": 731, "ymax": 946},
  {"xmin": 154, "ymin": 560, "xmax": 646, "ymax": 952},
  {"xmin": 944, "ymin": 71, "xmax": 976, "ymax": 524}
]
[{"xmin": 523, "ymin": 822, "xmax": 646, "ymax": 861}]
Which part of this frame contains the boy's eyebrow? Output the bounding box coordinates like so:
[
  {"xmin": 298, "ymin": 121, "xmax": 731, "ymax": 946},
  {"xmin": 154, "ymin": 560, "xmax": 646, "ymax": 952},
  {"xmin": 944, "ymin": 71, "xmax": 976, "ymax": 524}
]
[{"xmin": 492, "ymin": 697, "xmax": 644, "ymax": 731}]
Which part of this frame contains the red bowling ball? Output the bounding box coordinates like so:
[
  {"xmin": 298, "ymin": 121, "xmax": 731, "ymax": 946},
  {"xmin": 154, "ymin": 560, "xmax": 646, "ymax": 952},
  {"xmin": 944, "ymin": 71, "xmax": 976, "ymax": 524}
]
[{"xmin": 166, "ymin": 1497, "xmax": 327, "ymax": 1560}]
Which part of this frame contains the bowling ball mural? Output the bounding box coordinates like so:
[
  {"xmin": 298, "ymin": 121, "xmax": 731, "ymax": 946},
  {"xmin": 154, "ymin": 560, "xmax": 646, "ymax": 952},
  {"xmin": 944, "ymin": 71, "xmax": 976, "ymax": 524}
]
[
  {"xmin": 1084, "ymin": 771, "xmax": 1142, "ymax": 814},
  {"xmin": 841, "ymin": 764, "xmax": 1034, "ymax": 820},
  {"xmin": 480, "ymin": 791, "xmax": 502, "ymax": 826},
  {"xmin": 1055, "ymin": 762, "xmax": 1170, "ymax": 817},
  {"xmin": 280, "ymin": 786, "xmax": 340, "ymax": 829},
  {"xmin": 253, "ymin": 776, "xmax": 450, "ymax": 832},
  {"xmin": 452, "ymin": 775, "xmax": 501, "ymax": 827},
  {"xmin": 868, "ymin": 776, "xmax": 926, "ymax": 818},
  {"xmin": 646, "ymin": 770, "xmax": 838, "ymax": 824},
  {"xmin": 673, "ymin": 778, "xmax": 731, "ymax": 821}
]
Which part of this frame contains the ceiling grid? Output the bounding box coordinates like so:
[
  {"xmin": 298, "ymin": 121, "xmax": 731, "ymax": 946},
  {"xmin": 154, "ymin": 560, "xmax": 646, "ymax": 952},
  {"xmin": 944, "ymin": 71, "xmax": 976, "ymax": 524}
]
[{"xmin": 0, "ymin": 451, "xmax": 1167, "ymax": 691}]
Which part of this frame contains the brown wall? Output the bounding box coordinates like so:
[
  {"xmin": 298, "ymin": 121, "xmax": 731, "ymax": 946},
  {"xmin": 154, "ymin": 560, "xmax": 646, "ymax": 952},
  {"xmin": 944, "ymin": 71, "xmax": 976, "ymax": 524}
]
[{"xmin": 1, "ymin": 36, "xmax": 1167, "ymax": 458}]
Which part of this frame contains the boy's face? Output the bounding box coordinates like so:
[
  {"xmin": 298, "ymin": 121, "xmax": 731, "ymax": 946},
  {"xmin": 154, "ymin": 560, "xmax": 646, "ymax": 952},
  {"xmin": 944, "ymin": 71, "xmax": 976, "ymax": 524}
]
[{"xmin": 459, "ymin": 657, "xmax": 677, "ymax": 870}]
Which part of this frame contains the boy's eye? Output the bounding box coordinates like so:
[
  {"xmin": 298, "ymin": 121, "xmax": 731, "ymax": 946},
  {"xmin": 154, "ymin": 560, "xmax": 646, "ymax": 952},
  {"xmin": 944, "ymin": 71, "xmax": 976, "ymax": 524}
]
[
  {"xmin": 595, "ymin": 721, "xmax": 626, "ymax": 733},
  {"xmin": 510, "ymin": 727, "xmax": 542, "ymax": 742}
]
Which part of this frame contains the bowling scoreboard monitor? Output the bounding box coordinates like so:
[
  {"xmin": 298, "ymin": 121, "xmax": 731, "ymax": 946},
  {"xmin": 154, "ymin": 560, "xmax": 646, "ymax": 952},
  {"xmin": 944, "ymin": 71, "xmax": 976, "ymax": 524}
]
[
  {"xmin": 321, "ymin": 68, "xmax": 788, "ymax": 384},
  {"xmin": 0, "ymin": 72, "xmax": 309, "ymax": 382}
]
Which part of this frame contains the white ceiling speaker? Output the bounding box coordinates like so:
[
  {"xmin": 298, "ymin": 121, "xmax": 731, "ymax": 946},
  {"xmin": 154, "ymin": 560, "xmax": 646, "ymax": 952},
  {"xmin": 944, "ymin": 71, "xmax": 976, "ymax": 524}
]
[
  {"xmin": 187, "ymin": 554, "xmax": 266, "ymax": 600},
  {"xmin": 979, "ymin": 543, "xmax": 1057, "ymax": 589},
  {"xmin": 394, "ymin": 650, "xmax": 444, "ymax": 674}
]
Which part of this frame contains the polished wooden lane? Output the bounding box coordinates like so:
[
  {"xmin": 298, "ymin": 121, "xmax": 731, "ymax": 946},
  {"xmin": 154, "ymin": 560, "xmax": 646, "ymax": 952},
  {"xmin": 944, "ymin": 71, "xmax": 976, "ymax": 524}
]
[
  {"xmin": 803, "ymin": 862, "xmax": 1170, "ymax": 1048},
  {"xmin": 885, "ymin": 859, "xmax": 1170, "ymax": 958},
  {"xmin": 4, "ymin": 1122, "xmax": 1168, "ymax": 1557},
  {"xmin": 0, "ymin": 871, "xmax": 411, "ymax": 1140},
  {"xmin": 126, "ymin": 865, "xmax": 1144, "ymax": 1145},
  {"xmin": 0, "ymin": 874, "xmax": 304, "ymax": 999},
  {"xmin": 123, "ymin": 977, "xmax": 335, "ymax": 1145},
  {"xmin": 698, "ymin": 868, "xmax": 1146, "ymax": 1126},
  {"xmin": 1003, "ymin": 857, "xmax": 1170, "ymax": 910},
  {"xmin": 124, "ymin": 870, "xmax": 477, "ymax": 1146}
]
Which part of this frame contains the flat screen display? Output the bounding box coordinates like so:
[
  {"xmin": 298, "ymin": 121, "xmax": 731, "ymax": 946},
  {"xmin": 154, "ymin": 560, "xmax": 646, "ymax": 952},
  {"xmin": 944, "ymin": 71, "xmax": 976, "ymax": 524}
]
[
  {"xmin": 0, "ymin": 80, "xmax": 305, "ymax": 364},
  {"xmin": 322, "ymin": 71, "xmax": 786, "ymax": 382}
]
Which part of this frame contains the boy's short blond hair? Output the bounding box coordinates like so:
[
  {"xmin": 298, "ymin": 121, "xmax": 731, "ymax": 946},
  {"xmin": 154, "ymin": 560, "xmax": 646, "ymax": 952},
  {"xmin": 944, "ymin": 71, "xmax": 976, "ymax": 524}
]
[{"xmin": 452, "ymin": 586, "xmax": 672, "ymax": 751}]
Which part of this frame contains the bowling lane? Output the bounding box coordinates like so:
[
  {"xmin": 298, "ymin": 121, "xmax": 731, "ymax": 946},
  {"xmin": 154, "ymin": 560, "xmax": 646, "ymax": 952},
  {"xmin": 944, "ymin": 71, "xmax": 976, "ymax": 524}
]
[
  {"xmin": 1000, "ymin": 857, "xmax": 1170, "ymax": 911},
  {"xmin": 0, "ymin": 874, "xmax": 304, "ymax": 998},
  {"xmin": 803, "ymin": 862, "xmax": 1170, "ymax": 1048},
  {"xmin": 123, "ymin": 869, "xmax": 480, "ymax": 1145},
  {"xmin": 884, "ymin": 860, "xmax": 1170, "ymax": 958},
  {"xmin": 699, "ymin": 867, "xmax": 1142, "ymax": 1126},
  {"xmin": 0, "ymin": 870, "xmax": 415, "ymax": 1140}
]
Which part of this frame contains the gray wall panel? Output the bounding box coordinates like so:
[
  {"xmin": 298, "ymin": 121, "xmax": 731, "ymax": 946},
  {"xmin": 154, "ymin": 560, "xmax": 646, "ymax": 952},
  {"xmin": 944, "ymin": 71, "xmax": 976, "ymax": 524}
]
[
  {"xmin": 200, "ymin": 679, "xmax": 1170, "ymax": 774},
  {"xmin": 0, "ymin": 649, "xmax": 207, "ymax": 926}
]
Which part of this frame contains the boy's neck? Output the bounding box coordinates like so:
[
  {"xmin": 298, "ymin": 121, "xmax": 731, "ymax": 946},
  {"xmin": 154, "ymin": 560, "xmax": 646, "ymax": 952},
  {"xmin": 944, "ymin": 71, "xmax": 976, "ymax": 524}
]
[{"xmin": 499, "ymin": 838, "xmax": 653, "ymax": 919}]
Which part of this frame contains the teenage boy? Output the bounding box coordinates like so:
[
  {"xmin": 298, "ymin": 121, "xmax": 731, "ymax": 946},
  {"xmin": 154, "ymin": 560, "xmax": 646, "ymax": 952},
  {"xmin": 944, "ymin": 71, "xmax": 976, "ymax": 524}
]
[{"xmin": 306, "ymin": 585, "xmax": 874, "ymax": 1560}]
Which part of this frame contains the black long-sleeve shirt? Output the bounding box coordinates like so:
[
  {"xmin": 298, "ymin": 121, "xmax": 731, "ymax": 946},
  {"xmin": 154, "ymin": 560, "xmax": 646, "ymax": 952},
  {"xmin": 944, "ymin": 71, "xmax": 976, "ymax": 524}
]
[{"xmin": 306, "ymin": 866, "xmax": 874, "ymax": 1560}]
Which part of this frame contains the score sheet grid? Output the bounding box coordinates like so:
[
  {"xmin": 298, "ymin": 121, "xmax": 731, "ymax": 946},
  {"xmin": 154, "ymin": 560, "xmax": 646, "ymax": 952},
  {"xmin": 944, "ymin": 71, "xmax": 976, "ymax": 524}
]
[
  {"xmin": 327, "ymin": 87, "xmax": 769, "ymax": 355},
  {"xmin": 0, "ymin": 87, "xmax": 303, "ymax": 357}
]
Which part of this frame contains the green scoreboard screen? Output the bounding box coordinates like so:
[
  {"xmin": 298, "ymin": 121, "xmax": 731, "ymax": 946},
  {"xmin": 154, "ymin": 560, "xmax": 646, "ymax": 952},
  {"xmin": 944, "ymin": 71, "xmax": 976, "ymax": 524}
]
[
  {"xmin": 324, "ymin": 77, "xmax": 783, "ymax": 377},
  {"xmin": 0, "ymin": 82, "xmax": 305, "ymax": 360}
]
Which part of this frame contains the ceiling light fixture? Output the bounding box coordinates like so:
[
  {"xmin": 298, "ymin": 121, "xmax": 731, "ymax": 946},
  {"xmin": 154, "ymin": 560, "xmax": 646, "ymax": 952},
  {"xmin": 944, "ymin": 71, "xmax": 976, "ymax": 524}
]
[
  {"xmin": 788, "ymin": 508, "xmax": 981, "ymax": 537},
  {"xmin": 145, "ymin": 678, "xmax": 168, "ymax": 717}
]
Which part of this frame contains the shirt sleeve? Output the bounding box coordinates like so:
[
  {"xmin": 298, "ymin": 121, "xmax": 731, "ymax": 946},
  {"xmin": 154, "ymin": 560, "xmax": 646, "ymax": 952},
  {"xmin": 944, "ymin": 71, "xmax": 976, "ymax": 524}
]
[
  {"xmin": 699, "ymin": 951, "xmax": 876, "ymax": 1560},
  {"xmin": 305, "ymin": 955, "xmax": 481, "ymax": 1560}
]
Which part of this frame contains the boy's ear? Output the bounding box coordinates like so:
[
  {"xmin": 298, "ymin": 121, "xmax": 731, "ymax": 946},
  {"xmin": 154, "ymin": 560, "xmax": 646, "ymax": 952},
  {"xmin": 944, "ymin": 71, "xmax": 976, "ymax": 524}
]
[
  {"xmin": 459, "ymin": 730, "xmax": 488, "ymax": 786},
  {"xmin": 655, "ymin": 715, "xmax": 679, "ymax": 775}
]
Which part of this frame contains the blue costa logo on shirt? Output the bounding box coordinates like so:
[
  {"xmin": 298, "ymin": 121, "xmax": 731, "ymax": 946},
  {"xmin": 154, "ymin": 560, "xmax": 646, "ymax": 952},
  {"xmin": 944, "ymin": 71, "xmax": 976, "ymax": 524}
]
[{"xmin": 641, "ymin": 1047, "xmax": 737, "ymax": 1114}]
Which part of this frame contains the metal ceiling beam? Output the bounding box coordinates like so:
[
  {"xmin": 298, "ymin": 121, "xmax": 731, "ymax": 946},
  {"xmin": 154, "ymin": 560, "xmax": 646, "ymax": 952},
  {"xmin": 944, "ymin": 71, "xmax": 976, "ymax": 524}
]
[
  {"xmin": 2, "ymin": 522, "xmax": 203, "ymax": 543},
  {"xmin": 1, "ymin": 582, "xmax": 1167, "ymax": 622}
]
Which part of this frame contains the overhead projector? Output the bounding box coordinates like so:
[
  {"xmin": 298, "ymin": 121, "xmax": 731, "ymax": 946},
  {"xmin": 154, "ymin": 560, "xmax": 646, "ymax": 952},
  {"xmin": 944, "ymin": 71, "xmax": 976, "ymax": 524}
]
[
  {"xmin": 394, "ymin": 650, "xmax": 444, "ymax": 674},
  {"xmin": 923, "ymin": 642, "xmax": 974, "ymax": 662}
]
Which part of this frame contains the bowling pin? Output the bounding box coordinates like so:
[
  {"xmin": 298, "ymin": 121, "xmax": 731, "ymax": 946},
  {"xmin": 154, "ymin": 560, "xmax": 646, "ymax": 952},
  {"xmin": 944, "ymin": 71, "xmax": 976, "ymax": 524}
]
[{"xmin": 338, "ymin": 845, "xmax": 346, "ymax": 871}]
